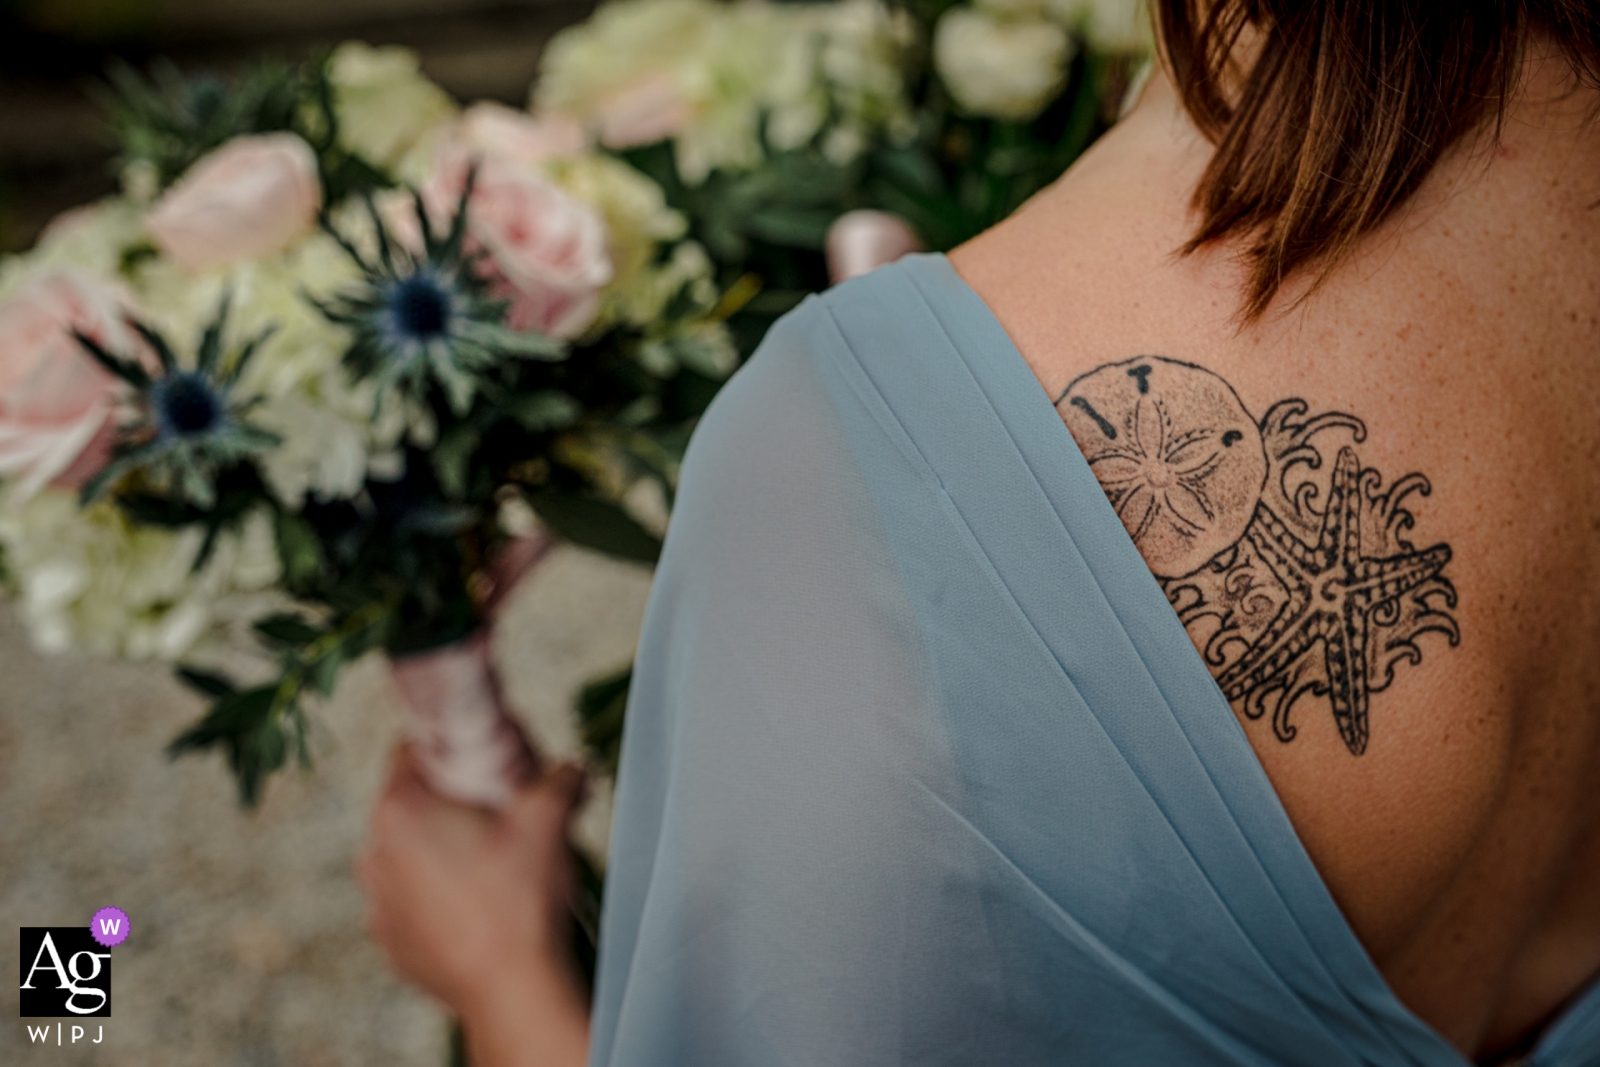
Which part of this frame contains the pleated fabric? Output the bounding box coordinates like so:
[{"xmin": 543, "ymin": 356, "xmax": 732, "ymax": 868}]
[{"xmin": 588, "ymin": 254, "xmax": 1600, "ymax": 1067}]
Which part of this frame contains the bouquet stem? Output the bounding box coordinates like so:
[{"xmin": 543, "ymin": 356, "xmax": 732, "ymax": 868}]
[
  {"xmin": 386, "ymin": 531, "xmax": 555, "ymax": 808},
  {"xmin": 389, "ymin": 632, "xmax": 537, "ymax": 809}
]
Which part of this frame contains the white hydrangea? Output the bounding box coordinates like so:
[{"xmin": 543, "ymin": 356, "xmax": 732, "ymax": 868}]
[
  {"xmin": 128, "ymin": 231, "xmax": 402, "ymax": 507},
  {"xmin": 537, "ymin": 0, "xmax": 913, "ymax": 182},
  {"xmin": 326, "ymin": 43, "xmax": 459, "ymax": 175},
  {"xmin": 0, "ymin": 491, "xmax": 284, "ymax": 662},
  {"xmin": 0, "ymin": 199, "xmax": 147, "ymax": 303},
  {"xmin": 615, "ymin": 240, "xmax": 719, "ymax": 329},
  {"xmin": 535, "ymin": 0, "xmax": 718, "ymax": 150},
  {"xmin": 1046, "ymin": 0, "xmax": 1152, "ymax": 52},
  {"xmin": 934, "ymin": 7, "xmax": 1074, "ymax": 121},
  {"xmin": 808, "ymin": 0, "xmax": 917, "ymax": 149}
]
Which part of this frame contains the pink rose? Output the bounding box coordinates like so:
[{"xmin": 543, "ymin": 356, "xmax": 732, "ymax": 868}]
[
  {"xmin": 594, "ymin": 72, "xmax": 695, "ymax": 149},
  {"xmin": 452, "ymin": 103, "xmax": 589, "ymax": 168},
  {"xmin": 424, "ymin": 154, "xmax": 613, "ymax": 339},
  {"xmin": 147, "ymin": 133, "xmax": 322, "ymax": 272},
  {"xmin": 0, "ymin": 270, "xmax": 135, "ymax": 498},
  {"xmin": 826, "ymin": 210, "xmax": 923, "ymax": 284}
]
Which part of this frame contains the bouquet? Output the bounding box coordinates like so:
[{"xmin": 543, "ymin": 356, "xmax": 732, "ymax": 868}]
[
  {"xmin": 0, "ymin": 0, "xmax": 1148, "ymax": 832},
  {"xmin": 0, "ymin": 46, "xmax": 734, "ymax": 826}
]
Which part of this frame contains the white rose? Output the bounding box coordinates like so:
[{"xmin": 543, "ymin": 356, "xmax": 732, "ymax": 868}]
[
  {"xmin": 327, "ymin": 43, "xmax": 458, "ymax": 172},
  {"xmin": 934, "ymin": 7, "xmax": 1074, "ymax": 121}
]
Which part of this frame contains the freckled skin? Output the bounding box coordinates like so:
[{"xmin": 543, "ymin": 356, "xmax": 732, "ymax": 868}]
[{"xmin": 952, "ymin": 43, "xmax": 1600, "ymax": 1060}]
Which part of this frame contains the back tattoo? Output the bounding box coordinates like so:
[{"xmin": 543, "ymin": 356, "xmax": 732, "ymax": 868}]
[{"xmin": 1056, "ymin": 356, "xmax": 1459, "ymax": 755}]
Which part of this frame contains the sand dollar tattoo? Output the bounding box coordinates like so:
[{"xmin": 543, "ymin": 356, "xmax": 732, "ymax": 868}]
[
  {"xmin": 1058, "ymin": 357, "xmax": 1267, "ymax": 579},
  {"xmin": 1056, "ymin": 358, "xmax": 1460, "ymax": 756}
]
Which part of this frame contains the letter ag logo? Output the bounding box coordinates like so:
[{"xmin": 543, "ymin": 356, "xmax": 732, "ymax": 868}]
[{"xmin": 19, "ymin": 929, "xmax": 111, "ymax": 1018}]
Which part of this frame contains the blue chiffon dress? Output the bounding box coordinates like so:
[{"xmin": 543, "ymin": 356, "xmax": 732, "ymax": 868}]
[{"xmin": 587, "ymin": 254, "xmax": 1600, "ymax": 1066}]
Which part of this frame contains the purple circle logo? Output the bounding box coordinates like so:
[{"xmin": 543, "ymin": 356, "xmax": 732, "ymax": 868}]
[{"xmin": 89, "ymin": 906, "xmax": 130, "ymax": 948}]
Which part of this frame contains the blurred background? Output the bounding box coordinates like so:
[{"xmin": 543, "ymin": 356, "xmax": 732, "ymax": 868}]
[
  {"xmin": 1, "ymin": 544, "xmax": 652, "ymax": 1066},
  {"xmin": 0, "ymin": 0, "xmax": 597, "ymax": 252},
  {"xmin": 0, "ymin": 4, "xmax": 638, "ymax": 1064}
]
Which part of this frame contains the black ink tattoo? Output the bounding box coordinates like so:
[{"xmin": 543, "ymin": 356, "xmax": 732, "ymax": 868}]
[
  {"xmin": 1057, "ymin": 356, "xmax": 1459, "ymax": 756},
  {"xmin": 1069, "ymin": 396, "xmax": 1119, "ymax": 440}
]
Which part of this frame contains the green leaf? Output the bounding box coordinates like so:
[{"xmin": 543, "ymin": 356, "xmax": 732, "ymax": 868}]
[
  {"xmin": 254, "ymin": 613, "xmax": 322, "ymax": 647},
  {"xmin": 576, "ymin": 665, "xmax": 631, "ymax": 777},
  {"xmin": 72, "ymin": 329, "xmax": 151, "ymax": 388},
  {"xmin": 168, "ymin": 686, "xmax": 275, "ymax": 753},
  {"xmin": 528, "ymin": 491, "xmax": 662, "ymax": 565},
  {"xmin": 743, "ymin": 206, "xmax": 835, "ymax": 250},
  {"xmin": 80, "ymin": 454, "xmax": 143, "ymax": 505},
  {"xmin": 506, "ymin": 391, "xmax": 581, "ymax": 432},
  {"xmin": 273, "ymin": 510, "xmax": 325, "ymax": 592},
  {"xmin": 459, "ymin": 320, "xmax": 567, "ymax": 361},
  {"xmin": 129, "ymin": 319, "xmax": 180, "ymax": 375},
  {"xmin": 744, "ymin": 289, "xmax": 808, "ymax": 316},
  {"xmin": 429, "ymin": 349, "xmax": 477, "ymax": 416},
  {"xmin": 176, "ymin": 666, "xmax": 238, "ymax": 699},
  {"xmin": 196, "ymin": 292, "xmax": 231, "ymax": 375},
  {"xmin": 872, "ymin": 147, "xmax": 945, "ymax": 197},
  {"xmin": 310, "ymin": 648, "xmax": 344, "ymax": 698},
  {"xmin": 399, "ymin": 502, "xmax": 477, "ymax": 537},
  {"xmin": 431, "ymin": 425, "xmax": 479, "ymax": 500}
]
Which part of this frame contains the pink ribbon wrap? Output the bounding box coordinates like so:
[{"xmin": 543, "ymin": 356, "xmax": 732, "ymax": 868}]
[
  {"xmin": 385, "ymin": 532, "xmax": 554, "ymax": 809},
  {"xmin": 825, "ymin": 210, "xmax": 923, "ymax": 284}
]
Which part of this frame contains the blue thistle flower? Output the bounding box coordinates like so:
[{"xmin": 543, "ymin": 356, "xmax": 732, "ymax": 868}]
[
  {"xmin": 312, "ymin": 174, "xmax": 565, "ymax": 415},
  {"xmin": 73, "ymin": 296, "xmax": 281, "ymax": 509}
]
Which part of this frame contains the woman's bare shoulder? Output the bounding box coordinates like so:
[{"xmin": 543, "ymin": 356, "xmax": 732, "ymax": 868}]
[{"xmin": 951, "ymin": 70, "xmax": 1600, "ymax": 1057}]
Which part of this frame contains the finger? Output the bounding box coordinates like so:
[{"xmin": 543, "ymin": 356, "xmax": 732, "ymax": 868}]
[
  {"xmin": 507, "ymin": 761, "xmax": 587, "ymax": 836},
  {"xmin": 380, "ymin": 743, "xmax": 441, "ymax": 812}
]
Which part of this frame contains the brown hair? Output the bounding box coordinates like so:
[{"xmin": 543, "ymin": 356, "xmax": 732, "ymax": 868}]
[{"xmin": 1155, "ymin": 0, "xmax": 1600, "ymax": 318}]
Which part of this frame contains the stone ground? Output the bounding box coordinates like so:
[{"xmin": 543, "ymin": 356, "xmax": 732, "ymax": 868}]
[{"xmin": 0, "ymin": 545, "xmax": 653, "ymax": 1066}]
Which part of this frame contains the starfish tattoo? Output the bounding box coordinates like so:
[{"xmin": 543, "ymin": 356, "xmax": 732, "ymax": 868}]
[
  {"xmin": 1060, "ymin": 359, "xmax": 1459, "ymax": 756},
  {"xmin": 1212, "ymin": 449, "xmax": 1452, "ymax": 755}
]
